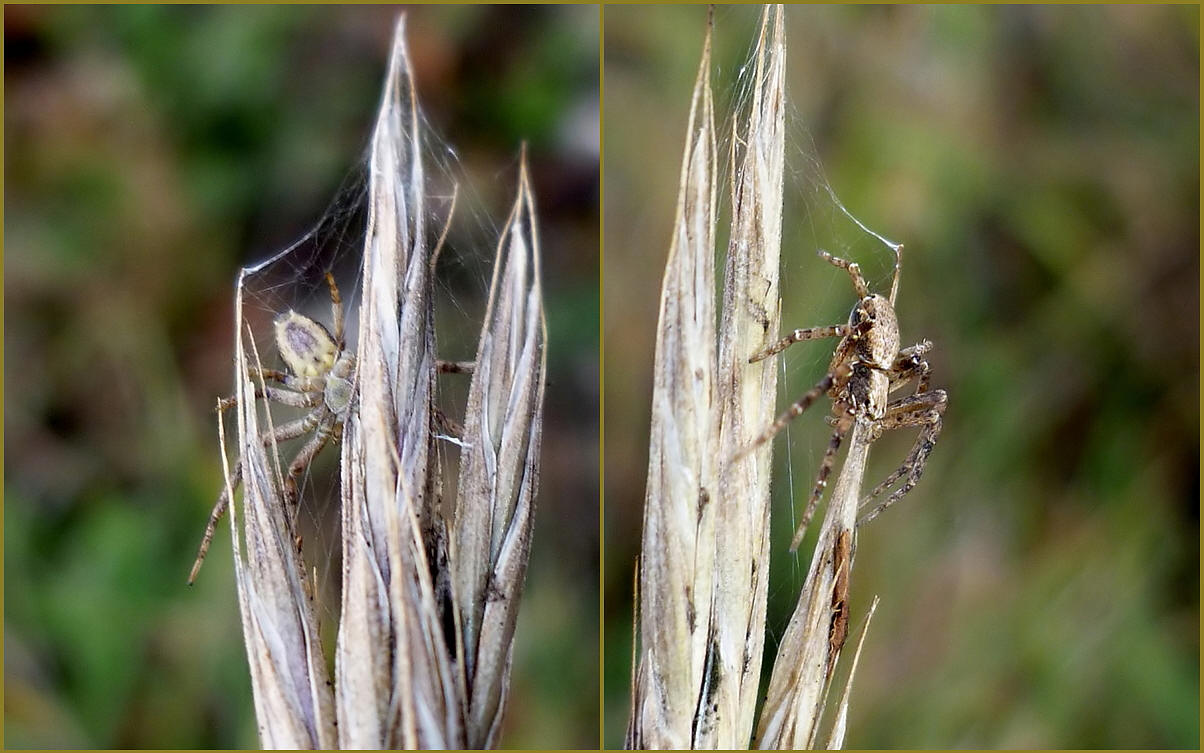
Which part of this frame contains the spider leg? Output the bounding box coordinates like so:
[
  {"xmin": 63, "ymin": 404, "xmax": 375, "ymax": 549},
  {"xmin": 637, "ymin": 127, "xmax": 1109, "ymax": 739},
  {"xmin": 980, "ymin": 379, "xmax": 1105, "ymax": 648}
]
[
  {"xmin": 888, "ymin": 244, "xmax": 903, "ymax": 306},
  {"xmin": 437, "ymin": 360, "xmax": 475, "ymax": 375},
  {"xmin": 748, "ymin": 324, "xmax": 849, "ymax": 363},
  {"xmin": 246, "ymin": 367, "xmax": 291, "ymax": 384},
  {"xmin": 734, "ymin": 361, "xmax": 853, "ymax": 461},
  {"xmin": 189, "ymin": 459, "xmax": 243, "ymax": 585},
  {"xmin": 433, "ymin": 407, "xmax": 466, "ymax": 441},
  {"xmin": 224, "ymin": 365, "xmax": 321, "ymax": 389},
  {"xmin": 857, "ymin": 389, "xmax": 947, "ymax": 527},
  {"xmin": 282, "ymin": 415, "xmax": 335, "ymax": 506},
  {"xmin": 216, "ymin": 369, "xmax": 303, "ymax": 414},
  {"xmin": 325, "ymin": 272, "xmax": 344, "ymax": 347},
  {"xmin": 864, "ymin": 391, "xmax": 945, "ymax": 484},
  {"xmin": 788, "ymin": 412, "xmax": 853, "ymax": 553},
  {"xmin": 886, "ymin": 341, "xmax": 933, "ymax": 396},
  {"xmin": 817, "ymin": 249, "xmax": 870, "ymax": 299},
  {"xmin": 217, "ymin": 386, "xmax": 321, "ymax": 414},
  {"xmin": 251, "ymin": 367, "xmax": 329, "ymax": 394},
  {"xmin": 188, "ymin": 414, "xmax": 318, "ymax": 585},
  {"xmin": 746, "ymin": 297, "xmax": 772, "ymax": 334}
]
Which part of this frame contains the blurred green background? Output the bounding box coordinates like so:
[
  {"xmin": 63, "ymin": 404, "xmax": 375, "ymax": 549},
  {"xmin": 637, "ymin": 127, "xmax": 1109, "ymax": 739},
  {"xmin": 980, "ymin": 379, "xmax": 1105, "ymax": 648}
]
[
  {"xmin": 5, "ymin": 4, "xmax": 598, "ymax": 749},
  {"xmin": 605, "ymin": 5, "xmax": 1197, "ymax": 749}
]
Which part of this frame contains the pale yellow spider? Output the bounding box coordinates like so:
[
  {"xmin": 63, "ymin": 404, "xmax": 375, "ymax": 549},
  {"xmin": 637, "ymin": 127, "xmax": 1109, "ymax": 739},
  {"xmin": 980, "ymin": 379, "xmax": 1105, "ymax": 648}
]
[{"xmin": 188, "ymin": 273, "xmax": 354, "ymax": 585}]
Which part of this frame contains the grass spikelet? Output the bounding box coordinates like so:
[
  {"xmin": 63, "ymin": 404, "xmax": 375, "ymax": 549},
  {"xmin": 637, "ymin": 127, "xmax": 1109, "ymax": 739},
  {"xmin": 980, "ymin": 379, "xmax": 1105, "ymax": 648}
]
[
  {"xmin": 707, "ymin": 6, "xmax": 787, "ymax": 746},
  {"xmin": 452, "ymin": 151, "xmax": 547, "ymax": 749},
  {"xmin": 754, "ymin": 421, "xmax": 869, "ymax": 749},
  {"xmin": 628, "ymin": 12, "xmax": 718, "ymax": 750},
  {"xmin": 629, "ymin": 6, "xmax": 786, "ymax": 749},
  {"xmin": 226, "ymin": 300, "xmax": 337, "ymax": 749},
  {"xmin": 335, "ymin": 14, "xmax": 459, "ymax": 748}
]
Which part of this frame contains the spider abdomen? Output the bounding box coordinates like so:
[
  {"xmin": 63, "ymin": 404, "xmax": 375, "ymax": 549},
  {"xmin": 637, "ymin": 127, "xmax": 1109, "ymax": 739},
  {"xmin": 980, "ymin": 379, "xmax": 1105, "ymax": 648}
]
[
  {"xmin": 849, "ymin": 294, "xmax": 899, "ymax": 369},
  {"xmin": 275, "ymin": 310, "xmax": 338, "ymax": 378}
]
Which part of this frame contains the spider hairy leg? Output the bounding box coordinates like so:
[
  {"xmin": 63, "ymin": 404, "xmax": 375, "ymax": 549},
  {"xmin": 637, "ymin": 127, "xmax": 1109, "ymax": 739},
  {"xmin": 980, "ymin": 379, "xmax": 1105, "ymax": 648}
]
[
  {"xmin": 433, "ymin": 407, "xmax": 467, "ymax": 440},
  {"xmin": 887, "ymin": 341, "xmax": 933, "ymax": 395},
  {"xmin": 282, "ymin": 418, "xmax": 335, "ymax": 506},
  {"xmin": 216, "ymin": 367, "xmax": 316, "ymax": 411},
  {"xmin": 323, "ymin": 272, "xmax": 343, "ymax": 346},
  {"xmin": 437, "ymin": 360, "xmax": 475, "ymax": 375},
  {"xmin": 748, "ymin": 324, "xmax": 849, "ymax": 363},
  {"xmin": 189, "ymin": 458, "xmax": 243, "ymax": 586},
  {"xmin": 242, "ymin": 366, "xmax": 291, "ymax": 383},
  {"xmin": 188, "ymin": 414, "xmax": 317, "ymax": 585},
  {"xmin": 857, "ymin": 388, "xmax": 947, "ymax": 527},
  {"xmin": 217, "ymin": 386, "xmax": 320, "ymax": 413},
  {"xmin": 789, "ymin": 414, "xmax": 853, "ymax": 553},
  {"xmin": 734, "ymin": 361, "xmax": 853, "ymax": 462},
  {"xmin": 817, "ymin": 249, "xmax": 870, "ymax": 299},
  {"xmin": 888, "ymin": 244, "xmax": 904, "ymax": 306}
]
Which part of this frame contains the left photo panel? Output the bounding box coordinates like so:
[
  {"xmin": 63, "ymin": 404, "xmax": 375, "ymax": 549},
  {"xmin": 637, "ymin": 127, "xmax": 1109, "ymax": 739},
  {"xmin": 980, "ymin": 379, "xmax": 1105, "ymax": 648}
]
[{"xmin": 4, "ymin": 5, "xmax": 599, "ymax": 749}]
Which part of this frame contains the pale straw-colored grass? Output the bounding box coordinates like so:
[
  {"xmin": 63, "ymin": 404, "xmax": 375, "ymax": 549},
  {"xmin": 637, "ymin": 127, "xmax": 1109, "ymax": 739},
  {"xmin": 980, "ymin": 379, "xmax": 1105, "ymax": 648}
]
[
  {"xmin": 709, "ymin": 5, "xmax": 787, "ymax": 745},
  {"xmin": 225, "ymin": 313, "xmax": 337, "ymax": 749},
  {"xmin": 629, "ymin": 6, "xmax": 786, "ymax": 749},
  {"xmin": 627, "ymin": 12, "xmax": 718, "ymax": 750},
  {"xmin": 451, "ymin": 151, "xmax": 546, "ymax": 749},
  {"xmin": 754, "ymin": 422, "xmax": 877, "ymax": 749},
  {"xmin": 220, "ymin": 15, "xmax": 545, "ymax": 749},
  {"xmin": 630, "ymin": 5, "xmax": 880, "ymax": 749}
]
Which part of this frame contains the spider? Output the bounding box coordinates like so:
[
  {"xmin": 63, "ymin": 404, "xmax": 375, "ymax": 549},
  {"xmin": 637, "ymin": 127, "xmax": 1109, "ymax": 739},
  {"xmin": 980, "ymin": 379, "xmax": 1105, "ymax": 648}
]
[
  {"xmin": 188, "ymin": 273, "xmax": 356, "ymax": 585},
  {"xmin": 742, "ymin": 247, "xmax": 947, "ymax": 552}
]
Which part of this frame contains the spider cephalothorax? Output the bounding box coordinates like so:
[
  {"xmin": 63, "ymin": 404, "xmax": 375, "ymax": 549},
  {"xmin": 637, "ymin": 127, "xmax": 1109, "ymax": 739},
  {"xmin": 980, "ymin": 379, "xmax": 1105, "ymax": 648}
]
[
  {"xmin": 189, "ymin": 273, "xmax": 355, "ymax": 585},
  {"xmin": 742, "ymin": 247, "xmax": 947, "ymax": 551}
]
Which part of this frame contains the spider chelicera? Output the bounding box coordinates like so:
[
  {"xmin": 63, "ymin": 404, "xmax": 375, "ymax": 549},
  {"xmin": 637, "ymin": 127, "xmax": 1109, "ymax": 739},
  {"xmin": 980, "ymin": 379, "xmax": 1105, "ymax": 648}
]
[
  {"xmin": 743, "ymin": 247, "xmax": 947, "ymax": 552},
  {"xmin": 188, "ymin": 273, "xmax": 355, "ymax": 585}
]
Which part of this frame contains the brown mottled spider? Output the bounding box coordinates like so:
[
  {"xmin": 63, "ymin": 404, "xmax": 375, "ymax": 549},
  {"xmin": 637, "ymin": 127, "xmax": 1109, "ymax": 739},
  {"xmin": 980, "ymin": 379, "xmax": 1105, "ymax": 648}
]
[
  {"xmin": 743, "ymin": 247, "xmax": 947, "ymax": 552},
  {"xmin": 188, "ymin": 272, "xmax": 357, "ymax": 585}
]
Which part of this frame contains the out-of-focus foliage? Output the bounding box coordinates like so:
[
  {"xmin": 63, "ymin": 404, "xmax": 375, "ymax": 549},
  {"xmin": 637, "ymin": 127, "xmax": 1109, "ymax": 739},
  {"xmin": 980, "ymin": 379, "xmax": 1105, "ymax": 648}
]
[
  {"xmin": 605, "ymin": 5, "xmax": 1197, "ymax": 749},
  {"xmin": 4, "ymin": 5, "xmax": 599, "ymax": 749}
]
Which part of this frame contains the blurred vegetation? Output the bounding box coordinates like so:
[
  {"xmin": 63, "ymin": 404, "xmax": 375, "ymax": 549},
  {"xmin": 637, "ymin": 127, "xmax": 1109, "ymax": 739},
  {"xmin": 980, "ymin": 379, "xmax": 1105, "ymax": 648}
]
[
  {"xmin": 605, "ymin": 5, "xmax": 1197, "ymax": 749},
  {"xmin": 4, "ymin": 5, "xmax": 598, "ymax": 749}
]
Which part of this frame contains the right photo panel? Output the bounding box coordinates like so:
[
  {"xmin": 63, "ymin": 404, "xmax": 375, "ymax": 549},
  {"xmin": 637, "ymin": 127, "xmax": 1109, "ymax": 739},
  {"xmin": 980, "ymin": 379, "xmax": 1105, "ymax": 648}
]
[{"xmin": 603, "ymin": 5, "xmax": 1198, "ymax": 749}]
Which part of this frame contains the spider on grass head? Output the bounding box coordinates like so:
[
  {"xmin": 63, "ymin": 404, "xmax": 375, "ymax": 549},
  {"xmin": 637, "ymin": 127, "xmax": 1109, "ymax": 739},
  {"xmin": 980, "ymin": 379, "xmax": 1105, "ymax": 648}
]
[
  {"xmin": 741, "ymin": 247, "xmax": 948, "ymax": 552},
  {"xmin": 188, "ymin": 272, "xmax": 474, "ymax": 585},
  {"xmin": 188, "ymin": 272, "xmax": 356, "ymax": 585}
]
